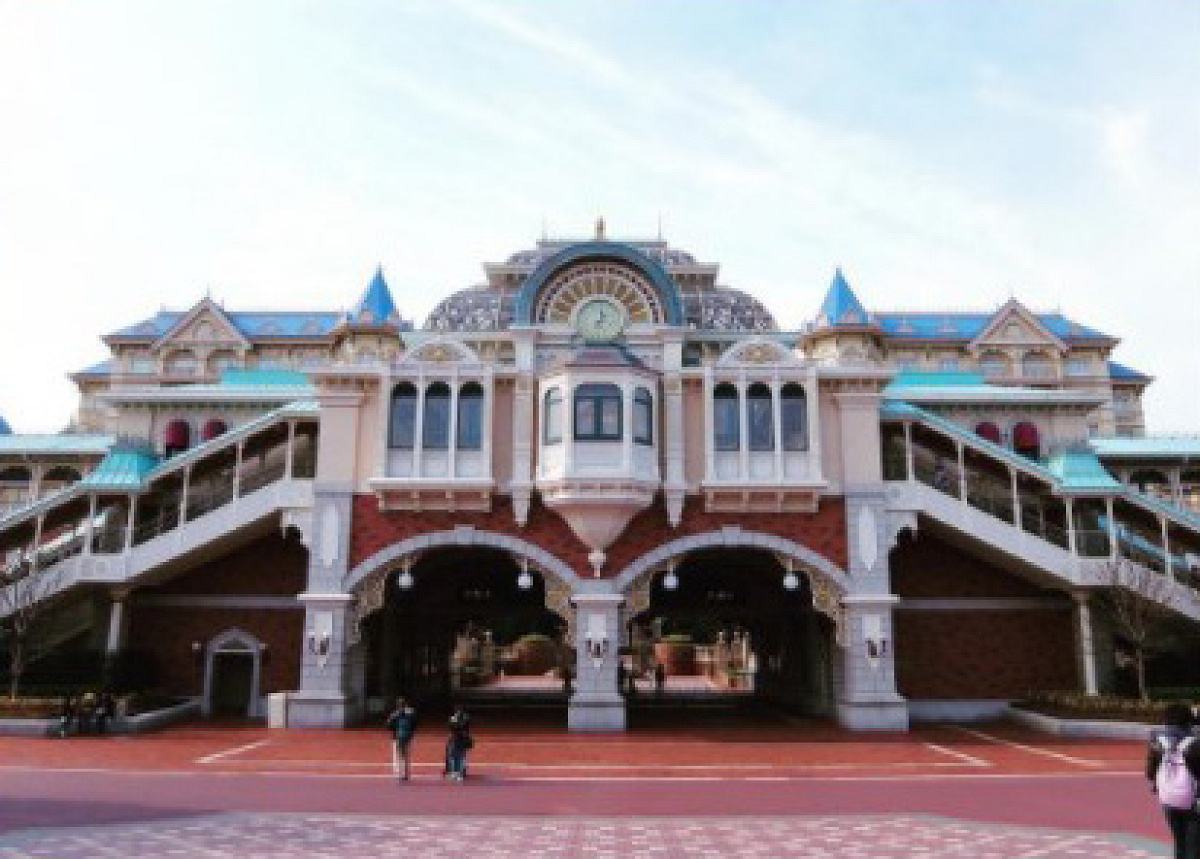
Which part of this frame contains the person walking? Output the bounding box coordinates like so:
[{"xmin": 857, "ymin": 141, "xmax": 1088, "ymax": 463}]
[
  {"xmin": 444, "ymin": 705, "xmax": 473, "ymax": 782},
  {"xmin": 384, "ymin": 697, "xmax": 418, "ymax": 782},
  {"xmin": 94, "ymin": 691, "xmax": 115, "ymax": 736},
  {"xmin": 1147, "ymin": 703, "xmax": 1200, "ymax": 859},
  {"xmin": 56, "ymin": 694, "xmax": 76, "ymax": 738}
]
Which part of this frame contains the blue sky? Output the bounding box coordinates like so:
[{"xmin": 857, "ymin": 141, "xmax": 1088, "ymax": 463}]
[{"xmin": 0, "ymin": 0, "xmax": 1196, "ymax": 432}]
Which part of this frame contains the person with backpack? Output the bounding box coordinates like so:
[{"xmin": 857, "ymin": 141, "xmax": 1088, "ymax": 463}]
[
  {"xmin": 444, "ymin": 705, "xmax": 473, "ymax": 782},
  {"xmin": 1147, "ymin": 703, "xmax": 1200, "ymax": 858},
  {"xmin": 384, "ymin": 696, "xmax": 418, "ymax": 782}
]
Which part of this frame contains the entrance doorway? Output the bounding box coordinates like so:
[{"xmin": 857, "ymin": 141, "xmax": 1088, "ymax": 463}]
[
  {"xmin": 626, "ymin": 548, "xmax": 834, "ymax": 718},
  {"xmin": 210, "ymin": 652, "xmax": 255, "ymax": 716},
  {"xmin": 361, "ymin": 548, "xmax": 569, "ymax": 716}
]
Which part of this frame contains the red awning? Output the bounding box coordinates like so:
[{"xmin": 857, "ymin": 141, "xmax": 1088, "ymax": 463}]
[
  {"xmin": 201, "ymin": 419, "xmax": 228, "ymax": 442},
  {"xmin": 164, "ymin": 420, "xmax": 191, "ymax": 450},
  {"xmin": 1012, "ymin": 422, "xmax": 1040, "ymax": 450},
  {"xmin": 975, "ymin": 422, "xmax": 1002, "ymax": 444}
]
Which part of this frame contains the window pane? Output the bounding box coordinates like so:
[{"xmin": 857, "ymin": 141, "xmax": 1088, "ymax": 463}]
[
  {"xmin": 749, "ymin": 396, "xmax": 774, "ymax": 451},
  {"xmin": 390, "ymin": 394, "xmax": 417, "ymax": 449},
  {"xmin": 457, "ymin": 394, "xmax": 483, "ymax": 450},
  {"xmin": 634, "ymin": 398, "xmax": 652, "ymax": 445},
  {"xmin": 575, "ymin": 398, "xmax": 594, "ymax": 438},
  {"xmin": 601, "ymin": 399, "xmax": 620, "ymax": 437},
  {"xmin": 423, "ymin": 392, "xmax": 450, "ymax": 449},
  {"xmin": 714, "ymin": 399, "xmax": 739, "ymax": 451},
  {"xmin": 781, "ymin": 396, "xmax": 806, "ymax": 451}
]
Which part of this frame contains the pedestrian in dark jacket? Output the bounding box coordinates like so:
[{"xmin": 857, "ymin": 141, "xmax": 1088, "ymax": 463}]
[
  {"xmin": 385, "ymin": 697, "xmax": 418, "ymax": 782},
  {"xmin": 444, "ymin": 705, "xmax": 472, "ymax": 782},
  {"xmin": 57, "ymin": 694, "xmax": 76, "ymax": 738},
  {"xmin": 1146, "ymin": 703, "xmax": 1200, "ymax": 859},
  {"xmin": 95, "ymin": 692, "xmax": 115, "ymax": 736}
]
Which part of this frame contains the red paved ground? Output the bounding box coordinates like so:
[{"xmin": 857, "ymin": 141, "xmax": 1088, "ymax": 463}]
[{"xmin": 0, "ymin": 710, "xmax": 1169, "ymax": 850}]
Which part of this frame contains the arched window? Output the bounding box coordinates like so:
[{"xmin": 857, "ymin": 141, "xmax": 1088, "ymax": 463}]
[
  {"xmin": 201, "ymin": 419, "xmax": 228, "ymax": 442},
  {"xmin": 543, "ymin": 388, "xmax": 563, "ymax": 444},
  {"xmin": 1012, "ymin": 421, "xmax": 1040, "ymax": 459},
  {"xmin": 43, "ymin": 466, "xmax": 81, "ymax": 483},
  {"xmin": 713, "ymin": 383, "xmax": 740, "ymax": 451},
  {"xmin": 633, "ymin": 387, "xmax": 653, "ymax": 445},
  {"xmin": 975, "ymin": 421, "xmax": 1002, "ymax": 445},
  {"xmin": 457, "ymin": 382, "xmax": 484, "ymax": 451},
  {"xmin": 422, "ymin": 382, "xmax": 451, "ymax": 450},
  {"xmin": 747, "ymin": 383, "xmax": 774, "ymax": 451},
  {"xmin": 574, "ymin": 383, "xmax": 622, "ymax": 441},
  {"xmin": 780, "ymin": 383, "xmax": 807, "ymax": 451},
  {"xmin": 388, "ymin": 382, "xmax": 418, "ymax": 449},
  {"xmin": 164, "ymin": 419, "xmax": 191, "ymax": 456}
]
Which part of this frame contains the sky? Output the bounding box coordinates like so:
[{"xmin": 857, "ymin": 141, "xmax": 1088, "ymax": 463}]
[{"xmin": 0, "ymin": 0, "xmax": 1197, "ymax": 433}]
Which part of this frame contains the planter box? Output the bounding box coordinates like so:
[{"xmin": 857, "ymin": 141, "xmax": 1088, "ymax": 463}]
[
  {"xmin": 1007, "ymin": 705, "xmax": 1156, "ymax": 741},
  {"xmin": 0, "ymin": 698, "xmax": 200, "ymax": 737}
]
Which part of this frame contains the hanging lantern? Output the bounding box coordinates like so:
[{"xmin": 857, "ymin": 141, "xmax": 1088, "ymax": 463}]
[
  {"xmin": 662, "ymin": 561, "xmax": 679, "ymax": 591},
  {"xmin": 517, "ymin": 557, "xmax": 533, "ymax": 590}
]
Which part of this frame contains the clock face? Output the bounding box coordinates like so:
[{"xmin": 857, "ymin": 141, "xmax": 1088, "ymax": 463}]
[{"xmin": 574, "ymin": 298, "xmax": 625, "ymax": 342}]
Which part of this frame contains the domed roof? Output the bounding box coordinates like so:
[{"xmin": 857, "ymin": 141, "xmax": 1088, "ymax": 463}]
[{"xmin": 426, "ymin": 287, "xmax": 508, "ymax": 332}]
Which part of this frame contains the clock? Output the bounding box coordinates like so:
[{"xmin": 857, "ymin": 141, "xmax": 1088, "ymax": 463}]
[{"xmin": 574, "ymin": 297, "xmax": 625, "ymax": 343}]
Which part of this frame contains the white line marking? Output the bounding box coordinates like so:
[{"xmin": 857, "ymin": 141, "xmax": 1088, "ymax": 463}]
[
  {"xmin": 922, "ymin": 742, "xmax": 991, "ymax": 768},
  {"xmin": 950, "ymin": 727, "xmax": 1102, "ymax": 768},
  {"xmin": 195, "ymin": 738, "xmax": 272, "ymax": 765},
  {"xmin": 203, "ymin": 759, "xmax": 980, "ymax": 771}
]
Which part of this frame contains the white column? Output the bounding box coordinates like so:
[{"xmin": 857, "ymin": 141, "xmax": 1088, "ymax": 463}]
[
  {"xmin": 448, "ymin": 373, "xmax": 460, "ymax": 478},
  {"xmin": 902, "ymin": 421, "xmax": 914, "ymax": 482},
  {"xmin": 1170, "ymin": 468, "xmax": 1183, "ymax": 507},
  {"xmin": 105, "ymin": 591, "xmax": 129, "ymax": 656},
  {"xmin": 1160, "ymin": 515, "xmax": 1173, "ymax": 580},
  {"xmin": 413, "ymin": 377, "xmax": 426, "ymax": 478},
  {"xmin": 771, "ymin": 377, "xmax": 783, "ymax": 480},
  {"xmin": 703, "ymin": 369, "xmax": 715, "ymax": 480},
  {"xmin": 1072, "ymin": 591, "xmax": 1099, "ymax": 695},
  {"xmin": 621, "ymin": 381, "xmax": 634, "ymax": 473},
  {"xmin": 1105, "ymin": 496, "xmax": 1118, "ymax": 560},
  {"xmin": 82, "ymin": 493, "xmax": 98, "ymax": 557},
  {"xmin": 739, "ymin": 376, "xmax": 749, "ymax": 480},
  {"xmin": 481, "ymin": 374, "xmax": 494, "ymax": 479},
  {"xmin": 805, "ymin": 367, "xmax": 821, "ymax": 477},
  {"xmin": 30, "ymin": 464, "xmax": 44, "ymax": 501},
  {"xmin": 1010, "ymin": 467, "xmax": 1021, "ymax": 528},
  {"xmin": 285, "ymin": 420, "xmax": 297, "ymax": 480}
]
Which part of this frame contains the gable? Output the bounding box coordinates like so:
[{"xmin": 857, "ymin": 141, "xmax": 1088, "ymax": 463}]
[
  {"xmin": 151, "ymin": 299, "xmax": 249, "ymax": 353},
  {"xmin": 969, "ymin": 300, "xmax": 1065, "ymax": 353}
]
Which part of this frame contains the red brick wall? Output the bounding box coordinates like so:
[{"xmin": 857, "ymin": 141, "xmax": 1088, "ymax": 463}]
[
  {"xmin": 349, "ymin": 495, "xmax": 848, "ymax": 578},
  {"xmin": 894, "ymin": 609, "xmax": 1078, "ymax": 699},
  {"xmin": 128, "ymin": 532, "xmax": 307, "ymax": 696},
  {"xmin": 891, "ymin": 532, "xmax": 1079, "ymax": 698},
  {"xmin": 127, "ymin": 607, "xmax": 302, "ymax": 698}
]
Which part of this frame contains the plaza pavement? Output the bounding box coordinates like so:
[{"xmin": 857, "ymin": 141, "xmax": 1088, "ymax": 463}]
[{"xmin": 0, "ymin": 710, "xmax": 1174, "ymax": 856}]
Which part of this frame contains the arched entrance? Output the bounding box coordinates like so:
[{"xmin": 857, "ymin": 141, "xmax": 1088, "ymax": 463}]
[
  {"xmin": 355, "ymin": 547, "xmax": 572, "ymax": 714},
  {"xmin": 624, "ymin": 548, "xmax": 837, "ymax": 717},
  {"xmin": 203, "ymin": 628, "xmax": 263, "ymax": 718}
]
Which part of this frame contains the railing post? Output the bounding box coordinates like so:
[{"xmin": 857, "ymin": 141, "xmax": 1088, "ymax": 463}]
[
  {"xmin": 902, "ymin": 421, "xmax": 914, "ymax": 482},
  {"xmin": 955, "ymin": 440, "xmax": 966, "ymax": 504},
  {"xmin": 1105, "ymin": 496, "xmax": 1118, "ymax": 560},
  {"xmin": 233, "ymin": 440, "xmax": 245, "ymax": 500},
  {"xmin": 124, "ymin": 493, "xmax": 137, "ymax": 552},
  {"xmin": 1160, "ymin": 514, "xmax": 1173, "ymax": 581},
  {"xmin": 31, "ymin": 513, "xmax": 44, "ymax": 573},
  {"xmin": 1010, "ymin": 467, "xmax": 1020, "ymax": 529},
  {"xmin": 82, "ymin": 493, "xmax": 98, "ymax": 557},
  {"xmin": 179, "ymin": 465, "xmax": 191, "ymax": 526},
  {"xmin": 1065, "ymin": 497, "xmax": 1077, "ymax": 556},
  {"xmin": 285, "ymin": 420, "xmax": 297, "ymax": 480}
]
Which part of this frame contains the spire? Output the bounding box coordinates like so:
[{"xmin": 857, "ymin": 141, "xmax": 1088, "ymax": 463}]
[
  {"xmin": 816, "ymin": 267, "xmax": 870, "ymax": 327},
  {"xmin": 350, "ymin": 265, "xmax": 400, "ymax": 325}
]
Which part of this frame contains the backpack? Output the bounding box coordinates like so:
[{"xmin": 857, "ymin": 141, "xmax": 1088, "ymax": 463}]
[{"xmin": 1156, "ymin": 736, "xmax": 1198, "ymax": 811}]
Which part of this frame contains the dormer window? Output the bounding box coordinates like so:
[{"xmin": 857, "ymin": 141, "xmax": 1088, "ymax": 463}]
[{"xmin": 574, "ymin": 383, "xmax": 621, "ymax": 441}]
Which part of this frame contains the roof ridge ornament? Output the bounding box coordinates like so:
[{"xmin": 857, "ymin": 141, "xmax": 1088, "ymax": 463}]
[{"xmin": 595, "ymin": 216, "xmax": 606, "ymax": 241}]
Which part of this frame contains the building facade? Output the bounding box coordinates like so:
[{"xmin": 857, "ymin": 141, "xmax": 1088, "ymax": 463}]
[{"xmin": 1, "ymin": 225, "xmax": 1198, "ymax": 731}]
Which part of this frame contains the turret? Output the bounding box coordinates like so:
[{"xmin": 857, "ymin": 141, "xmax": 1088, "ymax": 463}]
[
  {"xmin": 804, "ymin": 268, "xmax": 883, "ymax": 366},
  {"xmin": 332, "ymin": 266, "xmax": 408, "ymax": 364}
]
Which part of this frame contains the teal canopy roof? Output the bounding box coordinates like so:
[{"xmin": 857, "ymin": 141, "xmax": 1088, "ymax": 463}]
[
  {"xmin": 1090, "ymin": 437, "xmax": 1200, "ymax": 458},
  {"xmin": 0, "ymin": 434, "xmax": 115, "ymax": 454},
  {"xmin": 81, "ymin": 445, "xmax": 160, "ymax": 490},
  {"xmin": 1046, "ymin": 450, "xmax": 1124, "ymax": 494},
  {"xmin": 219, "ymin": 369, "xmax": 311, "ymax": 388},
  {"xmin": 815, "ymin": 269, "xmax": 871, "ymax": 327}
]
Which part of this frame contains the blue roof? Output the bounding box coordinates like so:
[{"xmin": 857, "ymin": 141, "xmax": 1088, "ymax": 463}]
[
  {"xmin": 109, "ymin": 310, "xmax": 343, "ymax": 339},
  {"xmin": 347, "ymin": 266, "xmax": 401, "ymax": 325},
  {"xmin": 0, "ymin": 415, "xmax": 10, "ymax": 435},
  {"xmin": 1108, "ymin": 360, "xmax": 1151, "ymax": 381},
  {"xmin": 81, "ymin": 444, "xmax": 160, "ymax": 490},
  {"xmin": 874, "ymin": 311, "xmax": 1109, "ymax": 341},
  {"xmin": 74, "ymin": 359, "xmax": 114, "ymax": 377},
  {"xmin": 815, "ymin": 269, "xmax": 871, "ymax": 327}
]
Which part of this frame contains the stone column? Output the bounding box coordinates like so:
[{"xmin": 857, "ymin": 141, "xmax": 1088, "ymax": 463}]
[
  {"xmin": 105, "ymin": 589, "xmax": 130, "ymax": 656},
  {"xmin": 1072, "ymin": 591, "xmax": 1099, "ymax": 695},
  {"xmin": 290, "ymin": 591, "xmax": 357, "ymax": 727},
  {"xmin": 837, "ymin": 594, "xmax": 909, "ymax": 732},
  {"xmin": 568, "ymin": 589, "xmax": 626, "ymax": 733}
]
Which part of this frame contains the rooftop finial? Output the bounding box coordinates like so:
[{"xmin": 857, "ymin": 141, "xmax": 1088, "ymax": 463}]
[{"xmin": 595, "ymin": 216, "xmax": 606, "ymax": 241}]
